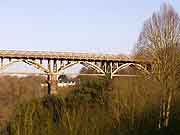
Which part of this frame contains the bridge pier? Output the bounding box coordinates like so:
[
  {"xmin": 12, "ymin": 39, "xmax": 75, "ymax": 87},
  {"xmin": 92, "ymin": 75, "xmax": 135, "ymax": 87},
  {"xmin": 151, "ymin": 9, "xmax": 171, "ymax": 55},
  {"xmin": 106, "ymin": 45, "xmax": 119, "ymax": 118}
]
[{"xmin": 47, "ymin": 73, "xmax": 58, "ymax": 95}]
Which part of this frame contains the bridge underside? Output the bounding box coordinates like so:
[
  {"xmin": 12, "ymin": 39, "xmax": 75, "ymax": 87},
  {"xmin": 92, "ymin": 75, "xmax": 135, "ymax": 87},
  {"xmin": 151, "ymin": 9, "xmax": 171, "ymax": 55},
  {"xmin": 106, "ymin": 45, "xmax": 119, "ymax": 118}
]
[{"xmin": 0, "ymin": 58, "xmax": 151, "ymax": 95}]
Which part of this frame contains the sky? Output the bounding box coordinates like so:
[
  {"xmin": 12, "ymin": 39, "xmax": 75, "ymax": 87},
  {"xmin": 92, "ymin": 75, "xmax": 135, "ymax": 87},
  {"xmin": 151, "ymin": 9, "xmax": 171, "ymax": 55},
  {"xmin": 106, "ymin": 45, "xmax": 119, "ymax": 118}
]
[{"xmin": 0, "ymin": 0, "xmax": 180, "ymax": 55}]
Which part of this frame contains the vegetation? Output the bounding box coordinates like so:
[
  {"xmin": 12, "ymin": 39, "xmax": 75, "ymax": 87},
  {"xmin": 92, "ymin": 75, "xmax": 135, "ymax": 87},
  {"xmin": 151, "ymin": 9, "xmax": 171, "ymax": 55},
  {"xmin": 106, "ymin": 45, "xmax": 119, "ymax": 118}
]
[
  {"xmin": 135, "ymin": 3, "xmax": 180, "ymax": 129},
  {"xmin": 1, "ymin": 3, "xmax": 180, "ymax": 135}
]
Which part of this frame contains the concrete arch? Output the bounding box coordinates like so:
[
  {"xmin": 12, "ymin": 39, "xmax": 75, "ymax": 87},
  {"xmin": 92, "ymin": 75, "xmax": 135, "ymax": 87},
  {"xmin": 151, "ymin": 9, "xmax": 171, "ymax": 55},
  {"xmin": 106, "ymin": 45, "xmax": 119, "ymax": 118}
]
[
  {"xmin": 0, "ymin": 59, "xmax": 49, "ymax": 73},
  {"xmin": 82, "ymin": 62, "xmax": 105, "ymax": 74},
  {"xmin": 58, "ymin": 61, "xmax": 105, "ymax": 74},
  {"xmin": 58, "ymin": 61, "xmax": 79, "ymax": 72},
  {"xmin": 112, "ymin": 63, "xmax": 149, "ymax": 75}
]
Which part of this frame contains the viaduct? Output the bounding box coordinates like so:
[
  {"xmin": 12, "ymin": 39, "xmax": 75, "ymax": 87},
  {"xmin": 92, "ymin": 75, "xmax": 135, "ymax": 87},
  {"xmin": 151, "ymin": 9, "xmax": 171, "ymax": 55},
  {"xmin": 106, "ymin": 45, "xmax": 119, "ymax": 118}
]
[{"xmin": 0, "ymin": 50, "xmax": 151, "ymax": 94}]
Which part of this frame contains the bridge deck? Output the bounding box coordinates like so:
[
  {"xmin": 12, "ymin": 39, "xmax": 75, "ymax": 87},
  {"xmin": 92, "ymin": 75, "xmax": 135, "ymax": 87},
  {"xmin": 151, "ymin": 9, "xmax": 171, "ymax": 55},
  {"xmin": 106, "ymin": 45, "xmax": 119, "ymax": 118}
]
[{"xmin": 0, "ymin": 50, "xmax": 149, "ymax": 63}]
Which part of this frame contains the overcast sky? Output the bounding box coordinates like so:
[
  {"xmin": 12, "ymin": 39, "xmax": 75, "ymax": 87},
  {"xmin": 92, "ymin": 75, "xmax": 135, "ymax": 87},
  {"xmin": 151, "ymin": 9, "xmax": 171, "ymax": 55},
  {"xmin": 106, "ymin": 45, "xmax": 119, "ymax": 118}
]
[{"xmin": 0, "ymin": 0, "xmax": 179, "ymax": 54}]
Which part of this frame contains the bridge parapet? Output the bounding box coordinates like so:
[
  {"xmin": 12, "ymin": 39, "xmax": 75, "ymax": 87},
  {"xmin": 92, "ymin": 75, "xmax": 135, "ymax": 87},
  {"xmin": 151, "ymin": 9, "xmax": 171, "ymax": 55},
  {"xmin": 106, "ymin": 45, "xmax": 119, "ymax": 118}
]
[{"xmin": 0, "ymin": 50, "xmax": 150, "ymax": 63}]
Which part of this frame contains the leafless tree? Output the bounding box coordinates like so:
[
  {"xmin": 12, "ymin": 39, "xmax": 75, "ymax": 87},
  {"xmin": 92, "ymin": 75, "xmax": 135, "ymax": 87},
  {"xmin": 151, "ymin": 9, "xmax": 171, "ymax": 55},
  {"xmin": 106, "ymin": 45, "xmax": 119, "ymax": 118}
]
[{"xmin": 135, "ymin": 3, "xmax": 180, "ymax": 128}]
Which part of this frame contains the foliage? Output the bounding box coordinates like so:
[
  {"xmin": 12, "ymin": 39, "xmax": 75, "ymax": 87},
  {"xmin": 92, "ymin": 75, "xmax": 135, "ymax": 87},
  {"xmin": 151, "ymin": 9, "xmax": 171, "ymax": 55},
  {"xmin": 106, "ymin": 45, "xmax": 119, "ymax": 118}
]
[{"xmin": 66, "ymin": 77, "xmax": 110, "ymax": 106}]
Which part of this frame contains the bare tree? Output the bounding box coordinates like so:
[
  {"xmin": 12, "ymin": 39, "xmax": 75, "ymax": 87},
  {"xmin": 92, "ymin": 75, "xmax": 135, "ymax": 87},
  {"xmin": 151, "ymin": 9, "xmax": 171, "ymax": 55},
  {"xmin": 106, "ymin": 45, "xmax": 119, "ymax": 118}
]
[{"xmin": 135, "ymin": 3, "xmax": 180, "ymax": 128}]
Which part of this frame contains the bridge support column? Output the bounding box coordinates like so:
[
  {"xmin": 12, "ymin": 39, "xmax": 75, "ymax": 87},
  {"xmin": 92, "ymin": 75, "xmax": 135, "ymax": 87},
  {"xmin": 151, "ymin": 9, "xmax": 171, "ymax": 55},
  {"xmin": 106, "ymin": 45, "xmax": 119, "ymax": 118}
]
[
  {"xmin": 47, "ymin": 73, "xmax": 58, "ymax": 95},
  {"xmin": 110, "ymin": 62, "xmax": 113, "ymax": 79},
  {"xmin": 104, "ymin": 62, "xmax": 113, "ymax": 79}
]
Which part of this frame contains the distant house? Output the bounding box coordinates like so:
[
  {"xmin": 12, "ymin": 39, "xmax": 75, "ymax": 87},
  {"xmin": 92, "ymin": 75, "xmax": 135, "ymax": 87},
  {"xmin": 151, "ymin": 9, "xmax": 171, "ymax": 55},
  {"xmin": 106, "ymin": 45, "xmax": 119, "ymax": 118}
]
[
  {"xmin": 41, "ymin": 75, "xmax": 80, "ymax": 87},
  {"xmin": 58, "ymin": 75, "xmax": 79, "ymax": 87}
]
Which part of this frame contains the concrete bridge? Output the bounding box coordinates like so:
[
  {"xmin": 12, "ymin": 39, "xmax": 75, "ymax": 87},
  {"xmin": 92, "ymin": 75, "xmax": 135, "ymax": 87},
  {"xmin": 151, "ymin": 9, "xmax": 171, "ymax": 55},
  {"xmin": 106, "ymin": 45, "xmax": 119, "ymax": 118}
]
[{"xmin": 0, "ymin": 50, "xmax": 151, "ymax": 94}]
